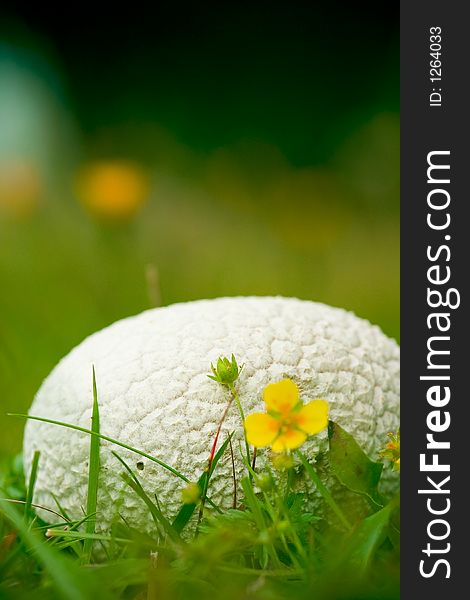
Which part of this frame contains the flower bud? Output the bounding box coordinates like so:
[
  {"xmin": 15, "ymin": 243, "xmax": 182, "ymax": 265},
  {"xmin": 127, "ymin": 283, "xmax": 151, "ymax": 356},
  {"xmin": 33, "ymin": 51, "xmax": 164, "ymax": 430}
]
[
  {"xmin": 181, "ymin": 482, "xmax": 201, "ymax": 504},
  {"xmin": 271, "ymin": 452, "xmax": 295, "ymax": 471},
  {"xmin": 208, "ymin": 354, "xmax": 243, "ymax": 386}
]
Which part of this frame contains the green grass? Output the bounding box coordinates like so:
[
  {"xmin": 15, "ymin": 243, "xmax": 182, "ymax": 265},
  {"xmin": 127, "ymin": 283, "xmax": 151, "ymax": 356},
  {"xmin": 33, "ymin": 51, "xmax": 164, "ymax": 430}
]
[
  {"xmin": 0, "ymin": 370, "xmax": 399, "ymax": 600},
  {"xmin": 24, "ymin": 449, "xmax": 40, "ymax": 523},
  {"xmin": 82, "ymin": 367, "xmax": 101, "ymax": 563}
]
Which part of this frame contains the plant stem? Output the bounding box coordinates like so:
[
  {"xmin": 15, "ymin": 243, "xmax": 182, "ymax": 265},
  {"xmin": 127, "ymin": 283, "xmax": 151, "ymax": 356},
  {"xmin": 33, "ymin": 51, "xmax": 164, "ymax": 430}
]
[
  {"xmin": 251, "ymin": 447, "xmax": 257, "ymax": 472},
  {"xmin": 229, "ymin": 436, "xmax": 237, "ymax": 509},
  {"xmin": 228, "ymin": 382, "xmax": 251, "ymax": 468},
  {"xmin": 197, "ymin": 392, "xmax": 237, "ymax": 528}
]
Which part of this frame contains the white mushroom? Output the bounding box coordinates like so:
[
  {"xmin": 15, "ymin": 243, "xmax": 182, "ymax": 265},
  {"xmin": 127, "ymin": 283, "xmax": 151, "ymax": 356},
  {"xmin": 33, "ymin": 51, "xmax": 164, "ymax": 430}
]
[{"xmin": 23, "ymin": 296, "xmax": 399, "ymax": 532}]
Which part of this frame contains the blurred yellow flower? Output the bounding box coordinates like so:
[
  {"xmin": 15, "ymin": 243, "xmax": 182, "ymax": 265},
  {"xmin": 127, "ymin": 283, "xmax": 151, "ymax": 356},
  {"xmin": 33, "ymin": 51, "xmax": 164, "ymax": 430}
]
[
  {"xmin": 75, "ymin": 160, "xmax": 149, "ymax": 221},
  {"xmin": 244, "ymin": 379, "xmax": 328, "ymax": 452}
]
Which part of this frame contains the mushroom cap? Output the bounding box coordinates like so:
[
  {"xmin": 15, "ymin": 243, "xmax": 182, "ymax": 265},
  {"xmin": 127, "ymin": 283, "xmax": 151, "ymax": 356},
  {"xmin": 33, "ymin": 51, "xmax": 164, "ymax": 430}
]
[{"xmin": 23, "ymin": 296, "xmax": 399, "ymax": 532}]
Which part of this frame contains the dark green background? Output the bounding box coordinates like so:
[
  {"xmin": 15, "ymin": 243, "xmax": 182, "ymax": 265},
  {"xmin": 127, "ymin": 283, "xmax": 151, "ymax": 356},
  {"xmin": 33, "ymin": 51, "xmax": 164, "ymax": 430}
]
[{"xmin": 0, "ymin": 3, "xmax": 399, "ymax": 456}]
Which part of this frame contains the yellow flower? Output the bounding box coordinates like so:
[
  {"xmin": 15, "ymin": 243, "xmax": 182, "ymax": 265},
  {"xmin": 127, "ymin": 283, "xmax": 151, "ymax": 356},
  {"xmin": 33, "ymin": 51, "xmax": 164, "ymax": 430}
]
[
  {"xmin": 379, "ymin": 430, "xmax": 400, "ymax": 471},
  {"xmin": 244, "ymin": 379, "xmax": 328, "ymax": 452}
]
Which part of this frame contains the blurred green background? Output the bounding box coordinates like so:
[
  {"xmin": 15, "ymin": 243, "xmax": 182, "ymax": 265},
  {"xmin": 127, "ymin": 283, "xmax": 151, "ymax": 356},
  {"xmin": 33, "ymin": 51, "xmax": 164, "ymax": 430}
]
[{"xmin": 0, "ymin": 4, "xmax": 399, "ymax": 457}]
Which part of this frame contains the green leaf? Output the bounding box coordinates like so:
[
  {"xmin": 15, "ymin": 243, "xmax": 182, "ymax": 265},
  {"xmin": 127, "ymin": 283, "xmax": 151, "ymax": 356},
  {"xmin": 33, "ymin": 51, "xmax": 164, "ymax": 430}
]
[
  {"xmin": 172, "ymin": 499, "xmax": 198, "ymax": 536},
  {"xmin": 81, "ymin": 367, "xmax": 101, "ymax": 563},
  {"xmin": 328, "ymin": 421, "xmax": 384, "ymax": 506},
  {"xmin": 343, "ymin": 495, "xmax": 399, "ymax": 574},
  {"xmin": 296, "ymin": 449, "xmax": 352, "ymax": 531}
]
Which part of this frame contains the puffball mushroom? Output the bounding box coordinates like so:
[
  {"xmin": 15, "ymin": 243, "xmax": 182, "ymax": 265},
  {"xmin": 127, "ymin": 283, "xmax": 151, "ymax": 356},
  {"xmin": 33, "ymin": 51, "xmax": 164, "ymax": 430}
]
[{"xmin": 23, "ymin": 296, "xmax": 399, "ymax": 532}]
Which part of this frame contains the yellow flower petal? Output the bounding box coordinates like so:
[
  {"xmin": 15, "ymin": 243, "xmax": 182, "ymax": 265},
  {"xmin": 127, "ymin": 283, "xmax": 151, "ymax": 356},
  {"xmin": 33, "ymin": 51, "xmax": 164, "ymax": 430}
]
[
  {"xmin": 295, "ymin": 399, "xmax": 329, "ymax": 435},
  {"xmin": 263, "ymin": 379, "xmax": 299, "ymax": 415},
  {"xmin": 245, "ymin": 413, "xmax": 279, "ymax": 448},
  {"xmin": 271, "ymin": 427, "xmax": 307, "ymax": 452}
]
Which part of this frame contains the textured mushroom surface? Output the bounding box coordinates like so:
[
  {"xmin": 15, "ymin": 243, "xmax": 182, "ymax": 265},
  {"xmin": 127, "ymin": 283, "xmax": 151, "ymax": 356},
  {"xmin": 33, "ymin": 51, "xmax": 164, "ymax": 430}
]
[{"xmin": 23, "ymin": 296, "xmax": 400, "ymax": 532}]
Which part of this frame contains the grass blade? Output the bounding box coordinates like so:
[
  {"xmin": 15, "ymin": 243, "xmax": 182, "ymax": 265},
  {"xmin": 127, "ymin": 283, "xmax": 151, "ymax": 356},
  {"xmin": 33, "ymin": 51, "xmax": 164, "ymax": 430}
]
[
  {"xmin": 45, "ymin": 528, "xmax": 133, "ymax": 544},
  {"xmin": 25, "ymin": 450, "xmax": 40, "ymax": 522},
  {"xmin": 112, "ymin": 451, "xmax": 180, "ymax": 542},
  {"xmin": 240, "ymin": 477, "xmax": 266, "ymax": 531},
  {"xmin": 10, "ymin": 413, "xmax": 190, "ymax": 483},
  {"xmin": 1, "ymin": 497, "xmax": 67, "ymax": 523},
  {"xmin": 82, "ymin": 366, "xmax": 101, "ymax": 563},
  {"xmin": 240, "ymin": 476, "xmax": 282, "ymax": 569},
  {"xmin": 0, "ymin": 499, "xmax": 99, "ymax": 600},
  {"xmin": 51, "ymin": 492, "xmax": 72, "ymax": 521},
  {"xmin": 9, "ymin": 413, "xmax": 222, "ymax": 515}
]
